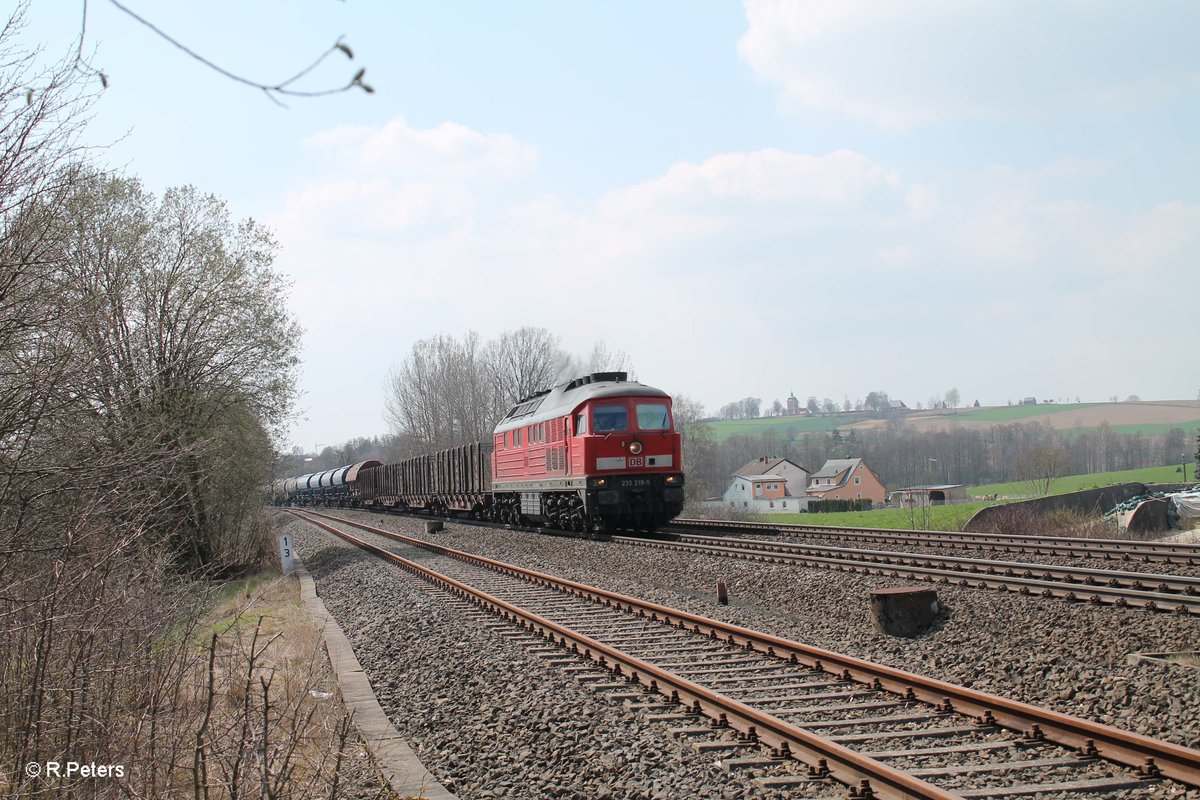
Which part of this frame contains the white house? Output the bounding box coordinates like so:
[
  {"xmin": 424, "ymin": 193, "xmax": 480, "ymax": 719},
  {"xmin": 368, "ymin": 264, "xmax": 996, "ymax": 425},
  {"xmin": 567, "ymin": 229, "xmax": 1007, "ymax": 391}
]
[
  {"xmin": 732, "ymin": 457, "xmax": 810, "ymax": 500},
  {"xmin": 720, "ymin": 457, "xmax": 812, "ymax": 514}
]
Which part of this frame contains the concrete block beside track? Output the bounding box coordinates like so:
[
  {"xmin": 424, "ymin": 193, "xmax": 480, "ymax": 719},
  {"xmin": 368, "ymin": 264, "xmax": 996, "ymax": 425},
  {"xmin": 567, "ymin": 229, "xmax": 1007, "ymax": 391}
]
[{"xmin": 295, "ymin": 559, "xmax": 457, "ymax": 800}]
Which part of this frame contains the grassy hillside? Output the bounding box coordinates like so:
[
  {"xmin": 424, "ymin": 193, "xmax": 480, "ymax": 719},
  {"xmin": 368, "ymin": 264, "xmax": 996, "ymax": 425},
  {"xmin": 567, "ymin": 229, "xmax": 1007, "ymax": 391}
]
[
  {"xmin": 968, "ymin": 465, "xmax": 1193, "ymax": 499},
  {"xmin": 706, "ymin": 414, "xmax": 857, "ymax": 442},
  {"xmin": 947, "ymin": 403, "xmax": 1100, "ymax": 422},
  {"xmin": 752, "ymin": 463, "xmax": 1195, "ymax": 531},
  {"xmin": 708, "ymin": 401, "xmax": 1200, "ymax": 440}
]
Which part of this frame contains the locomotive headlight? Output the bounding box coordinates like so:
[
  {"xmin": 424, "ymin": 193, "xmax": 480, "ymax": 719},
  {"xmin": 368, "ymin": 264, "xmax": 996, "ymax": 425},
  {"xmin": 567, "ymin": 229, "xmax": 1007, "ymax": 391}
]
[
  {"xmin": 595, "ymin": 478, "xmax": 607, "ymax": 488},
  {"xmin": 629, "ymin": 440, "xmax": 643, "ymax": 455},
  {"xmin": 665, "ymin": 474, "xmax": 679, "ymax": 484}
]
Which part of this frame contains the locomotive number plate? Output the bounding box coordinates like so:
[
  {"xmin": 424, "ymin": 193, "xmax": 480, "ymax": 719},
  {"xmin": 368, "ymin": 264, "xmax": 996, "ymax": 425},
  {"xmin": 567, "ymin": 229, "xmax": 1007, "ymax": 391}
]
[
  {"xmin": 620, "ymin": 478, "xmax": 651, "ymax": 488},
  {"xmin": 628, "ymin": 456, "xmax": 644, "ymax": 467}
]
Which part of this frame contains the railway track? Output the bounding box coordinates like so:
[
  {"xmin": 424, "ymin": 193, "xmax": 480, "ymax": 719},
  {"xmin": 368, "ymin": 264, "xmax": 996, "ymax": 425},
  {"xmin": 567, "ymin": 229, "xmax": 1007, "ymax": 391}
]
[
  {"xmin": 613, "ymin": 534, "xmax": 1200, "ymax": 615},
  {"xmin": 666, "ymin": 519, "xmax": 1200, "ymax": 566},
  {"xmin": 289, "ymin": 508, "xmax": 1200, "ymax": 799}
]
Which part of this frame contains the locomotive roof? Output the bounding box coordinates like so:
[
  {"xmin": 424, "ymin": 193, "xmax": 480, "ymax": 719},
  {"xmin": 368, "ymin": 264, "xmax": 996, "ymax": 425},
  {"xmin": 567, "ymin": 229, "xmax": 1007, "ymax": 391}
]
[{"xmin": 494, "ymin": 372, "xmax": 669, "ymax": 433}]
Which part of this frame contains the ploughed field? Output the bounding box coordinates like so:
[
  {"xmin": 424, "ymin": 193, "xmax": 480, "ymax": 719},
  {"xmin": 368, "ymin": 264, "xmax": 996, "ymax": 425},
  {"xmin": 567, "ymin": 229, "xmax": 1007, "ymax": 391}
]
[{"xmin": 281, "ymin": 508, "xmax": 1200, "ymax": 799}]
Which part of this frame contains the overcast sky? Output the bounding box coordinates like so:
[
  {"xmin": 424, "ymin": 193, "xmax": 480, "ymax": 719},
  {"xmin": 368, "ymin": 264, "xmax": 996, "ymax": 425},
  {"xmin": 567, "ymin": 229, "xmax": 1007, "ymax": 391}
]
[{"xmin": 26, "ymin": 2, "xmax": 1200, "ymax": 451}]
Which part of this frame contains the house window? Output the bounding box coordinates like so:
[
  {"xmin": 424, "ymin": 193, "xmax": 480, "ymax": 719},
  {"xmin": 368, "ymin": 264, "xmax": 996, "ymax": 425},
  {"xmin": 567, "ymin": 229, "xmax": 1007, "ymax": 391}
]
[
  {"xmin": 782, "ymin": 501, "xmax": 787, "ymax": 508},
  {"xmin": 856, "ymin": 492, "xmax": 862, "ymax": 499},
  {"xmin": 854, "ymin": 476, "xmax": 861, "ymax": 485},
  {"xmin": 769, "ymin": 501, "xmax": 774, "ymax": 508}
]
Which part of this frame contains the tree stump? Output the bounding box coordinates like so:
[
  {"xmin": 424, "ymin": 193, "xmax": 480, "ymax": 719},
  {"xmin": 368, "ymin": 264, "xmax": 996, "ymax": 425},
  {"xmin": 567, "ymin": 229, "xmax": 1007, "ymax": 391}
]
[
  {"xmin": 425, "ymin": 520, "xmax": 444, "ymax": 534},
  {"xmin": 870, "ymin": 586, "xmax": 940, "ymax": 637}
]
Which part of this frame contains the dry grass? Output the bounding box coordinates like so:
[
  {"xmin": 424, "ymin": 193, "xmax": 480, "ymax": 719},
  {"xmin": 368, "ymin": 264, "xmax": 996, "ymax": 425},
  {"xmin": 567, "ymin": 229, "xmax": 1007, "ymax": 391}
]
[{"xmin": 174, "ymin": 574, "xmax": 399, "ymax": 800}]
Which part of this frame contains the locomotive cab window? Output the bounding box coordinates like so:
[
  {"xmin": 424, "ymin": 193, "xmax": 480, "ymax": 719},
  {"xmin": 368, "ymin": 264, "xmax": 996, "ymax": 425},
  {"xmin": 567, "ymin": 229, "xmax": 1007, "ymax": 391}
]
[
  {"xmin": 636, "ymin": 403, "xmax": 671, "ymax": 431},
  {"xmin": 574, "ymin": 413, "xmax": 587, "ymax": 435},
  {"xmin": 593, "ymin": 404, "xmax": 628, "ymax": 433}
]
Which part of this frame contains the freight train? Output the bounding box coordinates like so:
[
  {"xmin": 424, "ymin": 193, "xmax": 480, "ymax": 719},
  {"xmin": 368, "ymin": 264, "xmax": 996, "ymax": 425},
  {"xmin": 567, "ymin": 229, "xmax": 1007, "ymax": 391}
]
[{"xmin": 272, "ymin": 372, "xmax": 685, "ymax": 532}]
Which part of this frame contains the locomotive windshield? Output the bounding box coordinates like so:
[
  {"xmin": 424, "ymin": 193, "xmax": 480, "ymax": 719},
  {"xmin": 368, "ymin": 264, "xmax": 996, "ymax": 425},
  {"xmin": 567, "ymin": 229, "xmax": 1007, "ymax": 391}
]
[
  {"xmin": 593, "ymin": 404, "xmax": 628, "ymax": 432},
  {"xmin": 636, "ymin": 403, "xmax": 671, "ymax": 430}
]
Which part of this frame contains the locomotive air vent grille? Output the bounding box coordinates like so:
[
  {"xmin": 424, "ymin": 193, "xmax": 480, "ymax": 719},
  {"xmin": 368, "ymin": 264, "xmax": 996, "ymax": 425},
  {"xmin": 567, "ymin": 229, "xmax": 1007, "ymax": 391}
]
[{"xmin": 565, "ymin": 371, "xmax": 628, "ymax": 391}]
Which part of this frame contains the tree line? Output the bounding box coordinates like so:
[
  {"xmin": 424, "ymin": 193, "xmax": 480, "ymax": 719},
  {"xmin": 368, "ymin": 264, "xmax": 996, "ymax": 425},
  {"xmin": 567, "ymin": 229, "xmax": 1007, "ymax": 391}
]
[
  {"xmin": 2, "ymin": 10, "xmax": 306, "ymax": 794},
  {"xmin": 676, "ymin": 416, "xmax": 1195, "ymax": 502},
  {"xmin": 382, "ymin": 328, "xmax": 631, "ymax": 453}
]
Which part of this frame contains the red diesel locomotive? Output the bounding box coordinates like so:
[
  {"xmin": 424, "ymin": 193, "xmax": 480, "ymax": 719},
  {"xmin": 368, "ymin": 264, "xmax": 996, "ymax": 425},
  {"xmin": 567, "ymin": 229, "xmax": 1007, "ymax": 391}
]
[
  {"xmin": 490, "ymin": 371, "xmax": 684, "ymax": 531},
  {"xmin": 276, "ymin": 372, "xmax": 685, "ymax": 532}
]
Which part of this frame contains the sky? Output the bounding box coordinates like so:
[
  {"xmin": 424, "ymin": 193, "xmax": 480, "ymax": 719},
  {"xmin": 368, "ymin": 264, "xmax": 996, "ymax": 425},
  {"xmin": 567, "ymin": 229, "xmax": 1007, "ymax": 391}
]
[{"xmin": 22, "ymin": 1, "xmax": 1200, "ymax": 452}]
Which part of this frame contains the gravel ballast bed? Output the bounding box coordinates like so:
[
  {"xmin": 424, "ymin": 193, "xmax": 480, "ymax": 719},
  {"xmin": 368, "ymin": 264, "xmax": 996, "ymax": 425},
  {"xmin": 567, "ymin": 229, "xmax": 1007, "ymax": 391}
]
[
  {"xmin": 285, "ymin": 517, "xmax": 829, "ymax": 800},
  {"xmin": 291, "ymin": 509, "xmax": 1200, "ymax": 798},
  {"xmin": 332, "ymin": 511, "xmax": 1200, "ymax": 747}
]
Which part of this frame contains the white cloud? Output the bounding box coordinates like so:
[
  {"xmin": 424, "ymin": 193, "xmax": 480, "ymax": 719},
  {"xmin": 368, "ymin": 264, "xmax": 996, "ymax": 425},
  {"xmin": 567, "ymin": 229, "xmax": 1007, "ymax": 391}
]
[
  {"xmin": 603, "ymin": 148, "xmax": 900, "ymax": 213},
  {"xmin": 304, "ymin": 118, "xmax": 537, "ymax": 178},
  {"xmin": 270, "ymin": 117, "xmax": 1199, "ymax": 447},
  {"xmin": 738, "ymin": 0, "xmax": 1200, "ymax": 129}
]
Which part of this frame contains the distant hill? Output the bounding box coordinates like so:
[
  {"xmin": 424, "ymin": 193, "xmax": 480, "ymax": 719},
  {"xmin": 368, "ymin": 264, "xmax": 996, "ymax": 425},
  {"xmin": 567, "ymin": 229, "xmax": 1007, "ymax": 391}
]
[{"xmin": 706, "ymin": 400, "xmax": 1200, "ymax": 441}]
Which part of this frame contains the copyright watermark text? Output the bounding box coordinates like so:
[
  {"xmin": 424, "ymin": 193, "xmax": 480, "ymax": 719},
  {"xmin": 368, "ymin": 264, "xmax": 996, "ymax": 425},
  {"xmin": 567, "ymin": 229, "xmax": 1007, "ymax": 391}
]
[{"xmin": 25, "ymin": 761, "xmax": 125, "ymax": 779}]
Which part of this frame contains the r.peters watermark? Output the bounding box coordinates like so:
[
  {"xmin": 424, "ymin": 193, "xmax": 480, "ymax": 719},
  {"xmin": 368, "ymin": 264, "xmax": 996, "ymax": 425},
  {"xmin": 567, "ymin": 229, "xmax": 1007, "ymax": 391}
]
[{"xmin": 25, "ymin": 761, "xmax": 125, "ymax": 779}]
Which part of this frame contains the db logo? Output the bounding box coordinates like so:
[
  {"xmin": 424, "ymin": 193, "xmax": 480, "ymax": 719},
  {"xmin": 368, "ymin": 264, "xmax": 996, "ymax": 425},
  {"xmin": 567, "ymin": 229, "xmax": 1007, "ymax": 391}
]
[{"xmin": 628, "ymin": 456, "xmax": 644, "ymax": 467}]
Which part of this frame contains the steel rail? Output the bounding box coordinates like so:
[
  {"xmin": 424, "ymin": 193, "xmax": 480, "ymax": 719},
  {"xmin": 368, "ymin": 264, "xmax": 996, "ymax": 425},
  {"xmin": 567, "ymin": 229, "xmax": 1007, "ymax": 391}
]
[
  {"xmin": 669, "ymin": 533, "xmax": 1200, "ymax": 594},
  {"xmin": 667, "ymin": 518, "xmax": 1200, "ymax": 564},
  {"xmin": 287, "ymin": 509, "xmax": 960, "ymax": 800},
  {"xmin": 292, "ymin": 508, "xmax": 1200, "ymax": 788},
  {"xmin": 612, "ymin": 536, "xmax": 1200, "ymax": 614}
]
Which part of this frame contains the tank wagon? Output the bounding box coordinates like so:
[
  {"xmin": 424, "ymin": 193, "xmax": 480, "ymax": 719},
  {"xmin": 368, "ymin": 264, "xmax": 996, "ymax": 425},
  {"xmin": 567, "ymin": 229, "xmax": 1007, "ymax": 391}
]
[
  {"xmin": 278, "ymin": 372, "xmax": 685, "ymax": 532},
  {"xmin": 274, "ymin": 459, "xmax": 381, "ymax": 507}
]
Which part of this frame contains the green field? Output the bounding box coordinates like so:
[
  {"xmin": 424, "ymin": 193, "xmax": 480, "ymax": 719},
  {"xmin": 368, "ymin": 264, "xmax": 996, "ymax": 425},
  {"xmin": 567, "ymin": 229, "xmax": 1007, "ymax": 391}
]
[
  {"xmin": 968, "ymin": 464, "xmax": 1192, "ymax": 499},
  {"xmin": 944, "ymin": 403, "xmax": 1100, "ymax": 422},
  {"xmin": 764, "ymin": 502, "xmax": 987, "ymax": 531},
  {"xmin": 707, "ymin": 402, "xmax": 1200, "ymax": 440},
  {"xmin": 752, "ymin": 463, "xmax": 1195, "ymax": 531},
  {"xmin": 706, "ymin": 414, "xmax": 857, "ymax": 442},
  {"xmin": 1087, "ymin": 422, "xmax": 1200, "ymax": 436}
]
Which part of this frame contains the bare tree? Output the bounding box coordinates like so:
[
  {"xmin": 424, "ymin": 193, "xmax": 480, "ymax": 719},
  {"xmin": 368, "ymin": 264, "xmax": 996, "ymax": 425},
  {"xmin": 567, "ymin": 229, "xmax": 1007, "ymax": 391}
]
[
  {"xmin": 1016, "ymin": 443, "xmax": 1070, "ymax": 497},
  {"xmin": 46, "ymin": 175, "xmax": 300, "ymax": 565},
  {"xmin": 71, "ymin": 0, "xmax": 373, "ymax": 103},
  {"xmin": 865, "ymin": 390, "xmax": 890, "ymax": 414},
  {"xmin": 582, "ymin": 340, "xmax": 633, "ymax": 375},
  {"xmin": 945, "ymin": 387, "xmax": 961, "ymax": 410},
  {"xmin": 385, "ymin": 332, "xmax": 495, "ymax": 451},
  {"xmin": 672, "ymin": 394, "xmax": 720, "ymax": 503},
  {"xmin": 483, "ymin": 326, "xmax": 563, "ymax": 418}
]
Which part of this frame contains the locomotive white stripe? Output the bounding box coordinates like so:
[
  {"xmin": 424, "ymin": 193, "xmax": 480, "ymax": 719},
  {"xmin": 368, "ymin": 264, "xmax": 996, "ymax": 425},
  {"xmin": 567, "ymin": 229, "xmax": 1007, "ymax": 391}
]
[
  {"xmin": 646, "ymin": 455, "xmax": 673, "ymax": 468},
  {"xmin": 596, "ymin": 457, "xmax": 627, "ymax": 470}
]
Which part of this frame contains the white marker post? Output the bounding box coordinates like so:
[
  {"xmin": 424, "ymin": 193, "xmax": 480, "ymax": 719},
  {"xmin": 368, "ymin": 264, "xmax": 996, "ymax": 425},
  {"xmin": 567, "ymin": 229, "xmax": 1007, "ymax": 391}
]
[{"xmin": 278, "ymin": 532, "xmax": 295, "ymax": 575}]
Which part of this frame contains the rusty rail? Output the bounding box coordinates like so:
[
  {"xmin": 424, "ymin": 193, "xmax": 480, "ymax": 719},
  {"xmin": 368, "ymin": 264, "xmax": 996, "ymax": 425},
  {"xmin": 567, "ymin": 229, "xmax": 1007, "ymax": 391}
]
[
  {"xmin": 291, "ymin": 508, "xmax": 1200, "ymax": 789},
  {"xmin": 667, "ymin": 518, "xmax": 1200, "ymax": 565},
  {"xmin": 614, "ymin": 535, "xmax": 1200, "ymax": 614}
]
